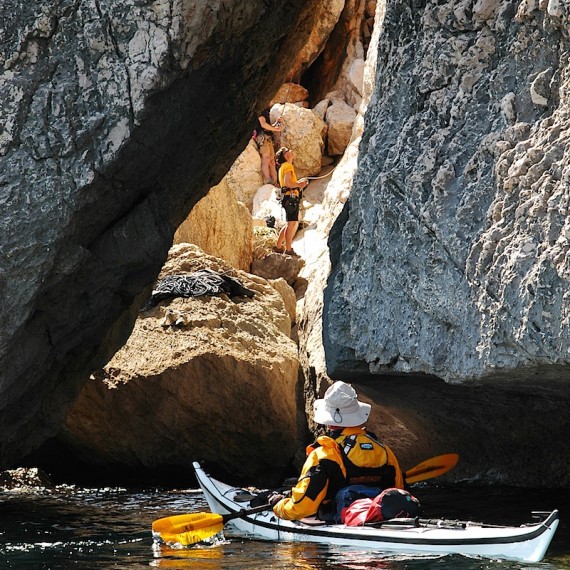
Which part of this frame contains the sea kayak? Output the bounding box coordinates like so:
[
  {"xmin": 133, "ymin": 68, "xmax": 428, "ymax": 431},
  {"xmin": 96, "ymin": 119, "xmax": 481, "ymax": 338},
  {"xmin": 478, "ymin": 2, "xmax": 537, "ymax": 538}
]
[{"xmin": 192, "ymin": 461, "xmax": 559, "ymax": 563}]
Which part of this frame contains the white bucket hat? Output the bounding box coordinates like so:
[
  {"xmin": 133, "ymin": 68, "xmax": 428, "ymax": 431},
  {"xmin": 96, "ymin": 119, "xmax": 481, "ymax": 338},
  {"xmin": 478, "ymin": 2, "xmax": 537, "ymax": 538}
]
[{"xmin": 313, "ymin": 381, "xmax": 371, "ymax": 427}]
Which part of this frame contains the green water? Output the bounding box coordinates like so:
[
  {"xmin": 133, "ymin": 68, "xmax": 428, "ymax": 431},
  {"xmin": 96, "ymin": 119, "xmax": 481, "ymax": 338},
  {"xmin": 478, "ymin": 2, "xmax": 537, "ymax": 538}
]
[{"xmin": 0, "ymin": 484, "xmax": 568, "ymax": 569}]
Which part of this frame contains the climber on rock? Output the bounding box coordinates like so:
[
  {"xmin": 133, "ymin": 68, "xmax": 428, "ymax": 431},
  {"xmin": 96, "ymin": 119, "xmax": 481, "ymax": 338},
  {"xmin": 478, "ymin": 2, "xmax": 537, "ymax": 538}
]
[{"xmin": 274, "ymin": 146, "xmax": 308, "ymax": 256}]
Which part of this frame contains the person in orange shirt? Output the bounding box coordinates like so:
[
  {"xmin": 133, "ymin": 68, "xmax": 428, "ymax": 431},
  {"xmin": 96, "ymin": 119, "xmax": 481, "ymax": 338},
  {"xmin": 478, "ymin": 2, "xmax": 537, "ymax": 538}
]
[{"xmin": 274, "ymin": 146, "xmax": 308, "ymax": 256}]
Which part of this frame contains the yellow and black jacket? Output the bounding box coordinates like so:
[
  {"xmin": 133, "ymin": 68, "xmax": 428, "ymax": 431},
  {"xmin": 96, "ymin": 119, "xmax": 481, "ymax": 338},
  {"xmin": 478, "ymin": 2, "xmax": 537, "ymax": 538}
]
[
  {"xmin": 273, "ymin": 427, "xmax": 403, "ymax": 521},
  {"xmin": 273, "ymin": 435, "xmax": 346, "ymax": 521}
]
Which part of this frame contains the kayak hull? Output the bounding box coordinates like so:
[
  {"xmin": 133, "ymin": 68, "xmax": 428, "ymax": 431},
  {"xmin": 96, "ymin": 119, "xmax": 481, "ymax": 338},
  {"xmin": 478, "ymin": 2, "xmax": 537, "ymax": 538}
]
[{"xmin": 192, "ymin": 462, "xmax": 559, "ymax": 563}]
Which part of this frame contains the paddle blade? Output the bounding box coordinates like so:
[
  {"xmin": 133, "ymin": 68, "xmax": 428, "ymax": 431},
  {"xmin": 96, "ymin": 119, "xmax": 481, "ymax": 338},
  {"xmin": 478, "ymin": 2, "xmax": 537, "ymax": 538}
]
[
  {"xmin": 152, "ymin": 512, "xmax": 225, "ymax": 546},
  {"xmin": 155, "ymin": 522, "xmax": 224, "ymax": 546},
  {"xmin": 404, "ymin": 453, "xmax": 459, "ymax": 484}
]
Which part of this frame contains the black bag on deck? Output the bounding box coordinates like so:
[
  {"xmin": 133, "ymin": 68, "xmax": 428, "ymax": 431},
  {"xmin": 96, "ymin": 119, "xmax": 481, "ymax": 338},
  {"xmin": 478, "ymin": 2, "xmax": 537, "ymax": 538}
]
[{"xmin": 379, "ymin": 488, "xmax": 423, "ymax": 520}]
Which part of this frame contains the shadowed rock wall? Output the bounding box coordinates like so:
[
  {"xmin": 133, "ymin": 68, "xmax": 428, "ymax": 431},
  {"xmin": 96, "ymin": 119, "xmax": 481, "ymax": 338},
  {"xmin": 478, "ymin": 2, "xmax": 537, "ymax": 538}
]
[
  {"xmin": 324, "ymin": 0, "xmax": 570, "ymax": 384},
  {"xmin": 0, "ymin": 0, "xmax": 320, "ymax": 470}
]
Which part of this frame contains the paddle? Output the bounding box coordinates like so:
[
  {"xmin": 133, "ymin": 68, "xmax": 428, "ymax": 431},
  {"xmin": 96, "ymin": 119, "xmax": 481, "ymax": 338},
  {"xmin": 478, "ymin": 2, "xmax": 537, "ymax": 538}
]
[
  {"xmin": 152, "ymin": 453, "xmax": 459, "ymax": 546},
  {"xmin": 152, "ymin": 503, "xmax": 271, "ymax": 546},
  {"xmin": 404, "ymin": 453, "xmax": 459, "ymax": 484}
]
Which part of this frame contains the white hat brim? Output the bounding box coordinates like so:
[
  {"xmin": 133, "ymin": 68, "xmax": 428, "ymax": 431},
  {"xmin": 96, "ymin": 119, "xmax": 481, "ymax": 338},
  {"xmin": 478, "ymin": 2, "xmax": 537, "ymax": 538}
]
[{"xmin": 313, "ymin": 398, "xmax": 371, "ymax": 427}]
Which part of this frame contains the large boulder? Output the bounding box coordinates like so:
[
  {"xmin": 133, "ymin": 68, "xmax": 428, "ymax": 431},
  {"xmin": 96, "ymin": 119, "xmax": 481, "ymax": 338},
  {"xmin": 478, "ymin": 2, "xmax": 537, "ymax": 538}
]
[
  {"xmin": 223, "ymin": 140, "xmax": 265, "ymax": 212},
  {"xmin": 53, "ymin": 245, "xmax": 300, "ymax": 485},
  {"xmin": 251, "ymin": 252, "xmax": 306, "ymax": 287},
  {"xmin": 252, "ymin": 184, "xmax": 284, "ymax": 226},
  {"xmin": 271, "ymin": 83, "xmax": 310, "ymax": 106},
  {"xmin": 325, "ymin": 98, "xmax": 358, "ymax": 156},
  {"xmin": 274, "ymin": 103, "xmax": 327, "ymax": 177},
  {"xmin": 174, "ymin": 179, "xmax": 253, "ymax": 272}
]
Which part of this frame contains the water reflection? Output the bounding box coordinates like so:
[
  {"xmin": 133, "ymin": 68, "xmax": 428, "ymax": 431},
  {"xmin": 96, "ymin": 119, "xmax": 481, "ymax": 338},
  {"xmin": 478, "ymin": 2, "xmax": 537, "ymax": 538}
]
[
  {"xmin": 151, "ymin": 543, "xmax": 225, "ymax": 568},
  {"xmin": 274, "ymin": 541, "xmax": 326, "ymax": 569},
  {"xmin": 325, "ymin": 546, "xmax": 434, "ymax": 569}
]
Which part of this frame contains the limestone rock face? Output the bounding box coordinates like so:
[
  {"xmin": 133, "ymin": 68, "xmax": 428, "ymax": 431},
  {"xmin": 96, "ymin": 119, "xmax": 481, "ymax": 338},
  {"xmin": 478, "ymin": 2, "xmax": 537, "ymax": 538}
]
[
  {"xmin": 325, "ymin": 99, "xmax": 358, "ymax": 155},
  {"xmin": 270, "ymin": 277, "xmax": 298, "ymax": 326},
  {"xmin": 303, "ymin": 0, "xmax": 366, "ymax": 104},
  {"xmin": 252, "ymin": 184, "xmax": 285, "ymax": 226},
  {"xmin": 275, "ymin": 103, "xmax": 327, "ymax": 177},
  {"xmin": 324, "ymin": 0, "xmax": 570, "ymax": 383},
  {"xmin": 287, "ymin": 0, "xmax": 346, "ymax": 83},
  {"xmin": 0, "ymin": 0, "xmax": 321, "ymax": 470},
  {"xmin": 251, "ymin": 252, "xmax": 306, "ymax": 287},
  {"xmin": 58, "ymin": 245, "xmax": 299, "ymax": 484},
  {"xmin": 223, "ymin": 140, "xmax": 264, "ymax": 212},
  {"xmin": 271, "ymin": 83, "xmax": 310, "ymax": 106},
  {"xmin": 174, "ymin": 180, "xmax": 253, "ymax": 272}
]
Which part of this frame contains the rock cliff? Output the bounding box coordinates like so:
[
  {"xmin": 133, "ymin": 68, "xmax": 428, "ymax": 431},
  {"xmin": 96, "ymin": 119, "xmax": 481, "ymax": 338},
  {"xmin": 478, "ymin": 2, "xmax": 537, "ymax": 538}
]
[
  {"xmin": 325, "ymin": 0, "xmax": 570, "ymax": 384},
  {"xmin": 298, "ymin": 0, "xmax": 570, "ymax": 487},
  {"xmin": 4, "ymin": 0, "xmax": 570, "ymax": 489},
  {"xmin": 0, "ymin": 0, "xmax": 320, "ymax": 470}
]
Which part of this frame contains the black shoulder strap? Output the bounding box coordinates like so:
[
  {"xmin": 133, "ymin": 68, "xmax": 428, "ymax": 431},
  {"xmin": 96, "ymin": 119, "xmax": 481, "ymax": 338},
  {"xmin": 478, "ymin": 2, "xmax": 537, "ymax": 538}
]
[{"xmin": 339, "ymin": 434, "xmax": 357, "ymax": 456}]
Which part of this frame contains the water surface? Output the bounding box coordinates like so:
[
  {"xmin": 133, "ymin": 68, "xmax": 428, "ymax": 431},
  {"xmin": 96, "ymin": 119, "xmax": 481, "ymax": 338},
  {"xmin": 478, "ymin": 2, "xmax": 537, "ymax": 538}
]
[{"xmin": 1, "ymin": 484, "xmax": 568, "ymax": 569}]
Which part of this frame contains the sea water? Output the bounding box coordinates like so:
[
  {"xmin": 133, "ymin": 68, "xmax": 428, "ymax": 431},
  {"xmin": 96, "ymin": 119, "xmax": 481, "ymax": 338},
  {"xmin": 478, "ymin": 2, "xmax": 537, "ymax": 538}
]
[{"xmin": 1, "ymin": 484, "xmax": 569, "ymax": 569}]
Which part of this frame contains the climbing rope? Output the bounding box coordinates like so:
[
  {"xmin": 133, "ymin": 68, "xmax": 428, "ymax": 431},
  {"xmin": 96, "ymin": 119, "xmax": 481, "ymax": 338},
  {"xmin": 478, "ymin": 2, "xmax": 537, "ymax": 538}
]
[
  {"xmin": 306, "ymin": 163, "xmax": 338, "ymax": 180},
  {"xmin": 142, "ymin": 269, "xmax": 255, "ymax": 310}
]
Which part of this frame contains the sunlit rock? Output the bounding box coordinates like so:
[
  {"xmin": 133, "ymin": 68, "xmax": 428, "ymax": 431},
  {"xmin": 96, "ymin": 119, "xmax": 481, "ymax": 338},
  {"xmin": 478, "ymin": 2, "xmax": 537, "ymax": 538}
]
[
  {"xmin": 0, "ymin": 467, "xmax": 53, "ymax": 491},
  {"xmin": 325, "ymin": 99, "xmax": 358, "ymax": 156},
  {"xmin": 269, "ymin": 277, "xmax": 297, "ymax": 326},
  {"xmin": 251, "ymin": 252, "xmax": 306, "ymax": 287},
  {"xmin": 174, "ymin": 180, "xmax": 253, "ymax": 272},
  {"xmin": 58, "ymin": 245, "xmax": 299, "ymax": 485},
  {"xmin": 252, "ymin": 185, "xmax": 285, "ymax": 228},
  {"xmin": 271, "ymin": 83, "xmax": 310, "ymax": 106},
  {"xmin": 222, "ymin": 140, "xmax": 265, "ymax": 212},
  {"xmin": 274, "ymin": 103, "xmax": 327, "ymax": 177}
]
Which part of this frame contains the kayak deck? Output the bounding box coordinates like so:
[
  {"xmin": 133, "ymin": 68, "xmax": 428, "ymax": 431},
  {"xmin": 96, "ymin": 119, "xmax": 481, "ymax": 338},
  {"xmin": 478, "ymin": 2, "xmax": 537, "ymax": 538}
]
[{"xmin": 192, "ymin": 462, "xmax": 559, "ymax": 563}]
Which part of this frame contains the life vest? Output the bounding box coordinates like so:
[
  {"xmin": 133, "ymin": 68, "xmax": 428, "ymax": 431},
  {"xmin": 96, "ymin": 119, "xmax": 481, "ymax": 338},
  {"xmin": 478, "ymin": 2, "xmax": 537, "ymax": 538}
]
[
  {"xmin": 329, "ymin": 427, "xmax": 404, "ymax": 489},
  {"xmin": 274, "ymin": 430, "xmax": 403, "ymax": 521}
]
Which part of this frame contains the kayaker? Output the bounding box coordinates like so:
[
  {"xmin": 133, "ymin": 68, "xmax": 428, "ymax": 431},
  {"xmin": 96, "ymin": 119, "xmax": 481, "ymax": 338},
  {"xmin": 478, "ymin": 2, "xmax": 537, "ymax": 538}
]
[{"xmin": 270, "ymin": 381, "xmax": 404, "ymax": 521}]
